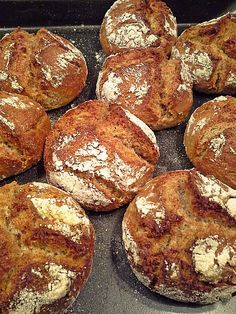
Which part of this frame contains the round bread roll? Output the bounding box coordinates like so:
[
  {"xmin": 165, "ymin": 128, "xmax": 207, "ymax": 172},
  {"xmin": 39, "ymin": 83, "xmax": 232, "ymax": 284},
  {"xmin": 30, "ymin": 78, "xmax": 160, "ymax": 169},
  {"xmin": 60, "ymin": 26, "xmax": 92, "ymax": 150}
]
[
  {"xmin": 171, "ymin": 13, "xmax": 236, "ymax": 94},
  {"xmin": 0, "ymin": 91, "xmax": 51, "ymax": 180},
  {"xmin": 44, "ymin": 99, "xmax": 160, "ymax": 212},
  {"xmin": 100, "ymin": 0, "xmax": 177, "ymax": 55},
  {"xmin": 122, "ymin": 169, "xmax": 236, "ymax": 304},
  {"xmin": 0, "ymin": 181, "xmax": 95, "ymax": 313},
  {"xmin": 0, "ymin": 28, "xmax": 88, "ymax": 110},
  {"xmin": 96, "ymin": 48, "xmax": 193, "ymax": 130},
  {"xmin": 184, "ymin": 95, "xmax": 236, "ymax": 188}
]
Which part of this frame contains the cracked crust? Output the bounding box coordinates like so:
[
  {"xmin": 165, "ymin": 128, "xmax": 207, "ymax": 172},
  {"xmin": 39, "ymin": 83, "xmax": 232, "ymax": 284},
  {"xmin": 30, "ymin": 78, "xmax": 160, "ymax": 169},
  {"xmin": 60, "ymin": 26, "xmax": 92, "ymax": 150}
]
[
  {"xmin": 122, "ymin": 169, "xmax": 236, "ymax": 304},
  {"xmin": 0, "ymin": 28, "xmax": 88, "ymax": 110},
  {"xmin": 171, "ymin": 13, "xmax": 236, "ymax": 94},
  {"xmin": 0, "ymin": 92, "xmax": 51, "ymax": 180},
  {"xmin": 184, "ymin": 95, "xmax": 236, "ymax": 188},
  {"xmin": 0, "ymin": 181, "xmax": 95, "ymax": 314},
  {"xmin": 100, "ymin": 0, "xmax": 177, "ymax": 55},
  {"xmin": 96, "ymin": 48, "xmax": 193, "ymax": 130},
  {"xmin": 44, "ymin": 99, "xmax": 160, "ymax": 212}
]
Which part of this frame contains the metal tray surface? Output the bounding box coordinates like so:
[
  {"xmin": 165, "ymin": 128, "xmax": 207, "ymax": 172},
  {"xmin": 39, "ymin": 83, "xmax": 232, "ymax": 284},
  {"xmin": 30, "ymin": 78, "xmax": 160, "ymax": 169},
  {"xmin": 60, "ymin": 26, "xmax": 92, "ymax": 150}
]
[{"xmin": 0, "ymin": 24, "xmax": 235, "ymax": 314}]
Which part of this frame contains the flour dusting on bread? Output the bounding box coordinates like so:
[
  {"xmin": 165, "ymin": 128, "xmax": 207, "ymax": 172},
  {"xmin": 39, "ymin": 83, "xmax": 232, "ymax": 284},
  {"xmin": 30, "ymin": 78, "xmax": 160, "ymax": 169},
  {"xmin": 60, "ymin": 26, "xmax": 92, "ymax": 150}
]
[
  {"xmin": 9, "ymin": 263, "xmax": 76, "ymax": 314},
  {"xmin": 195, "ymin": 172, "xmax": 236, "ymax": 219},
  {"xmin": 192, "ymin": 236, "xmax": 236, "ymax": 283},
  {"xmin": 136, "ymin": 196, "xmax": 165, "ymax": 226},
  {"xmin": 49, "ymin": 171, "xmax": 112, "ymax": 207},
  {"xmin": 105, "ymin": 12, "xmax": 159, "ymax": 49},
  {"xmin": 172, "ymin": 46, "xmax": 213, "ymax": 82},
  {"xmin": 209, "ymin": 134, "xmax": 226, "ymax": 158},
  {"xmin": 100, "ymin": 72, "xmax": 123, "ymax": 101}
]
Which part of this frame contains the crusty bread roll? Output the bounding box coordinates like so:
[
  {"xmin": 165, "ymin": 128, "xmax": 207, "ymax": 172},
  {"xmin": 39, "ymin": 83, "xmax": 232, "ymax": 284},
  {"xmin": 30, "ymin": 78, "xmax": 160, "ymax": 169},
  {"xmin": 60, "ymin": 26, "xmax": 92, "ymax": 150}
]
[
  {"xmin": 96, "ymin": 48, "xmax": 193, "ymax": 130},
  {"xmin": 184, "ymin": 95, "xmax": 236, "ymax": 188},
  {"xmin": 100, "ymin": 0, "xmax": 177, "ymax": 55},
  {"xmin": 44, "ymin": 99, "xmax": 160, "ymax": 212},
  {"xmin": 0, "ymin": 92, "xmax": 51, "ymax": 180},
  {"xmin": 122, "ymin": 169, "xmax": 236, "ymax": 304},
  {"xmin": 0, "ymin": 181, "xmax": 95, "ymax": 313},
  {"xmin": 171, "ymin": 13, "xmax": 236, "ymax": 94},
  {"xmin": 0, "ymin": 28, "xmax": 88, "ymax": 110}
]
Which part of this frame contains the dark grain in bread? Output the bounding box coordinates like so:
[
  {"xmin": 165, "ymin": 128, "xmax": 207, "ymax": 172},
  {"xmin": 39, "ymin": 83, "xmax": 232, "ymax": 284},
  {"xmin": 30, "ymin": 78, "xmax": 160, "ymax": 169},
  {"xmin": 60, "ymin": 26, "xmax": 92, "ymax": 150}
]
[
  {"xmin": 44, "ymin": 99, "xmax": 160, "ymax": 212},
  {"xmin": 0, "ymin": 92, "xmax": 51, "ymax": 180},
  {"xmin": 0, "ymin": 28, "xmax": 88, "ymax": 110},
  {"xmin": 122, "ymin": 169, "xmax": 236, "ymax": 304}
]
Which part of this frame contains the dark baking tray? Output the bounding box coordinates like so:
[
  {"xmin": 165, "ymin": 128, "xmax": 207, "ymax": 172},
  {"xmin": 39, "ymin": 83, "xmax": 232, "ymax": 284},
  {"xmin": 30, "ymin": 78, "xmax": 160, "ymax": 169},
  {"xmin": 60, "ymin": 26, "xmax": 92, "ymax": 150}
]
[{"xmin": 0, "ymin": 1, "xmax": 236, "ymax": 314}]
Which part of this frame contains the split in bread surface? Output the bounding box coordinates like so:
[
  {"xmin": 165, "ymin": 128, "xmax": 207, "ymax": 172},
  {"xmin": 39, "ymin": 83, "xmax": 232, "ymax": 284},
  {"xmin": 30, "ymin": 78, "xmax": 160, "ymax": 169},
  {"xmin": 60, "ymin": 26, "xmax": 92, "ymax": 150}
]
[
  {"xmin": 100, "ymin": 0, "xmax": 177, "ymax": 55},
  {"xmin": 0, "ymin": 28, "xmax": 88, "ymax": 110},
  {"xmin": 122, "ymin": 169, "xmax": 236, "ymax": 304},
  {"xmin": 44, "ymin": 99, "xmax": 160, "ymax": 212},
  {"xmin": 0, "ymin": 91, "xmax": 51, "ymax": 181},
  {"xmin": 184, "ymin": 95, "xmax": 236, "ymax": 188},
  {"xmin": 96, "ymin": 48, "xmax": 193, "ymax": 130},
  {"xmin": 171, "ymin": 13, "xmax": 236, "ymax": 94},
  {"xmin": 0, "ymin": 181, "xmax": 95, "ymax": 313}
]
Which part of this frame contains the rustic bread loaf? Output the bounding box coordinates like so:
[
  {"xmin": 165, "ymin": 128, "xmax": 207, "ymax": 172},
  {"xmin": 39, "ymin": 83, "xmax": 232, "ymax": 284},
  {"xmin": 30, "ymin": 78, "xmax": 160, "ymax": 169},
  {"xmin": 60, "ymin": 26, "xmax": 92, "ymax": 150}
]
[
  {"xmin": 0, "ymin": 92, "xmax": 51, "ymax": 180},
  {"xmin": 0, "ymin": 28, "xmax": 87, "ymax": 110},
  {"xmin": 100, "ymin": 0, "xmax": 177, "ymax": 55},
  {"xmin": 171, "ymin": 13, "xmax": 236, "ymax": 94},
  {"xmin": 184, "ymin": 95, "xmax": 236, "ymax": 188},
  {"xmin": 122, "ymin": 169, "xmax": 236, "ymax": 304},
  {"xmin": 44, "ymin": 99, "xmax": 160, "ymax": 212},
  {"xmin": 0, "ymin": 181, "xmax": 95, "ymax": 313},
  {"xmin": 96, "ymin": 48, "xmax": 193, "ymax": 130}
]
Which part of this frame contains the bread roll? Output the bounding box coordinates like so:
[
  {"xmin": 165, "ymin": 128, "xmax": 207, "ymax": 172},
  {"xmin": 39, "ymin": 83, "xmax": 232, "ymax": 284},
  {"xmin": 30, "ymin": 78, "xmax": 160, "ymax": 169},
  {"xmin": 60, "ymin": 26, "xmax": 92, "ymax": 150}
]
[
  {"xmin": 184, "ymin": 95, "xmax": 236, "ymax": 188},
  {"xmin": 96, "ymin": 48, "xmax": 193, "ymax": 130},
  {"xmin": 0, "ymin": 92, "xmax": 51, "ymax": 180},
  {"xmin": 0, "ymin": 28, "xmax": 88, "ymax": 110},
  {"xmin": 171, "ymin": 13, "xmax": 236, "ymax": 94},
  {"xmin": 0, "ymin": 181, "xmax": 95, "ymax": 313},
  {"xmin": 122, "ymin": 169, "xmax": 236, "ymax": 304},
  {"xmin": 44, "ymin": 99, "xmax": 160, "ymax": 212},
  {"xmin": 100, "ymin": 0, "xmax": 177, "ymax": 55}
]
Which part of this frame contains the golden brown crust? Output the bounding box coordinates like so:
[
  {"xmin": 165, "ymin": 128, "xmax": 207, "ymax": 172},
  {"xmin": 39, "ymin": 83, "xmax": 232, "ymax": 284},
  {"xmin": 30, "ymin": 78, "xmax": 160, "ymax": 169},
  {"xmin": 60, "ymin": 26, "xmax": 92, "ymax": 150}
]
[
  {"xmin": 0, "ymin": 92, "xmax": 51, "ymax": 180},
  {"xmin": 171, "ymin": 13, "xmax": 236, "ymax": 94},
  {"xmin": 122, "ymin": 170, "xmax": 236, "ymax": 304},
  {"xmin": 0, "ymin": 28, "xmax": 88, "ymax": 110},
  {"xmin": 0, "ymin": 181, "xmax": 95, "ymax": 314},
  {"xmin": 100, "ymin": 0, "xmax": 177, "ymax": 55},
  {"xmin": 96, "ymin": 48, "xmax": 193, "ymax": 130},
  {"xmin": 44, "ymin": 99, "xmax": 160, "ymax": 212},
  {"xmin": 184, "ymin": 96, "xmax": 236, "ymax": 188}
]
